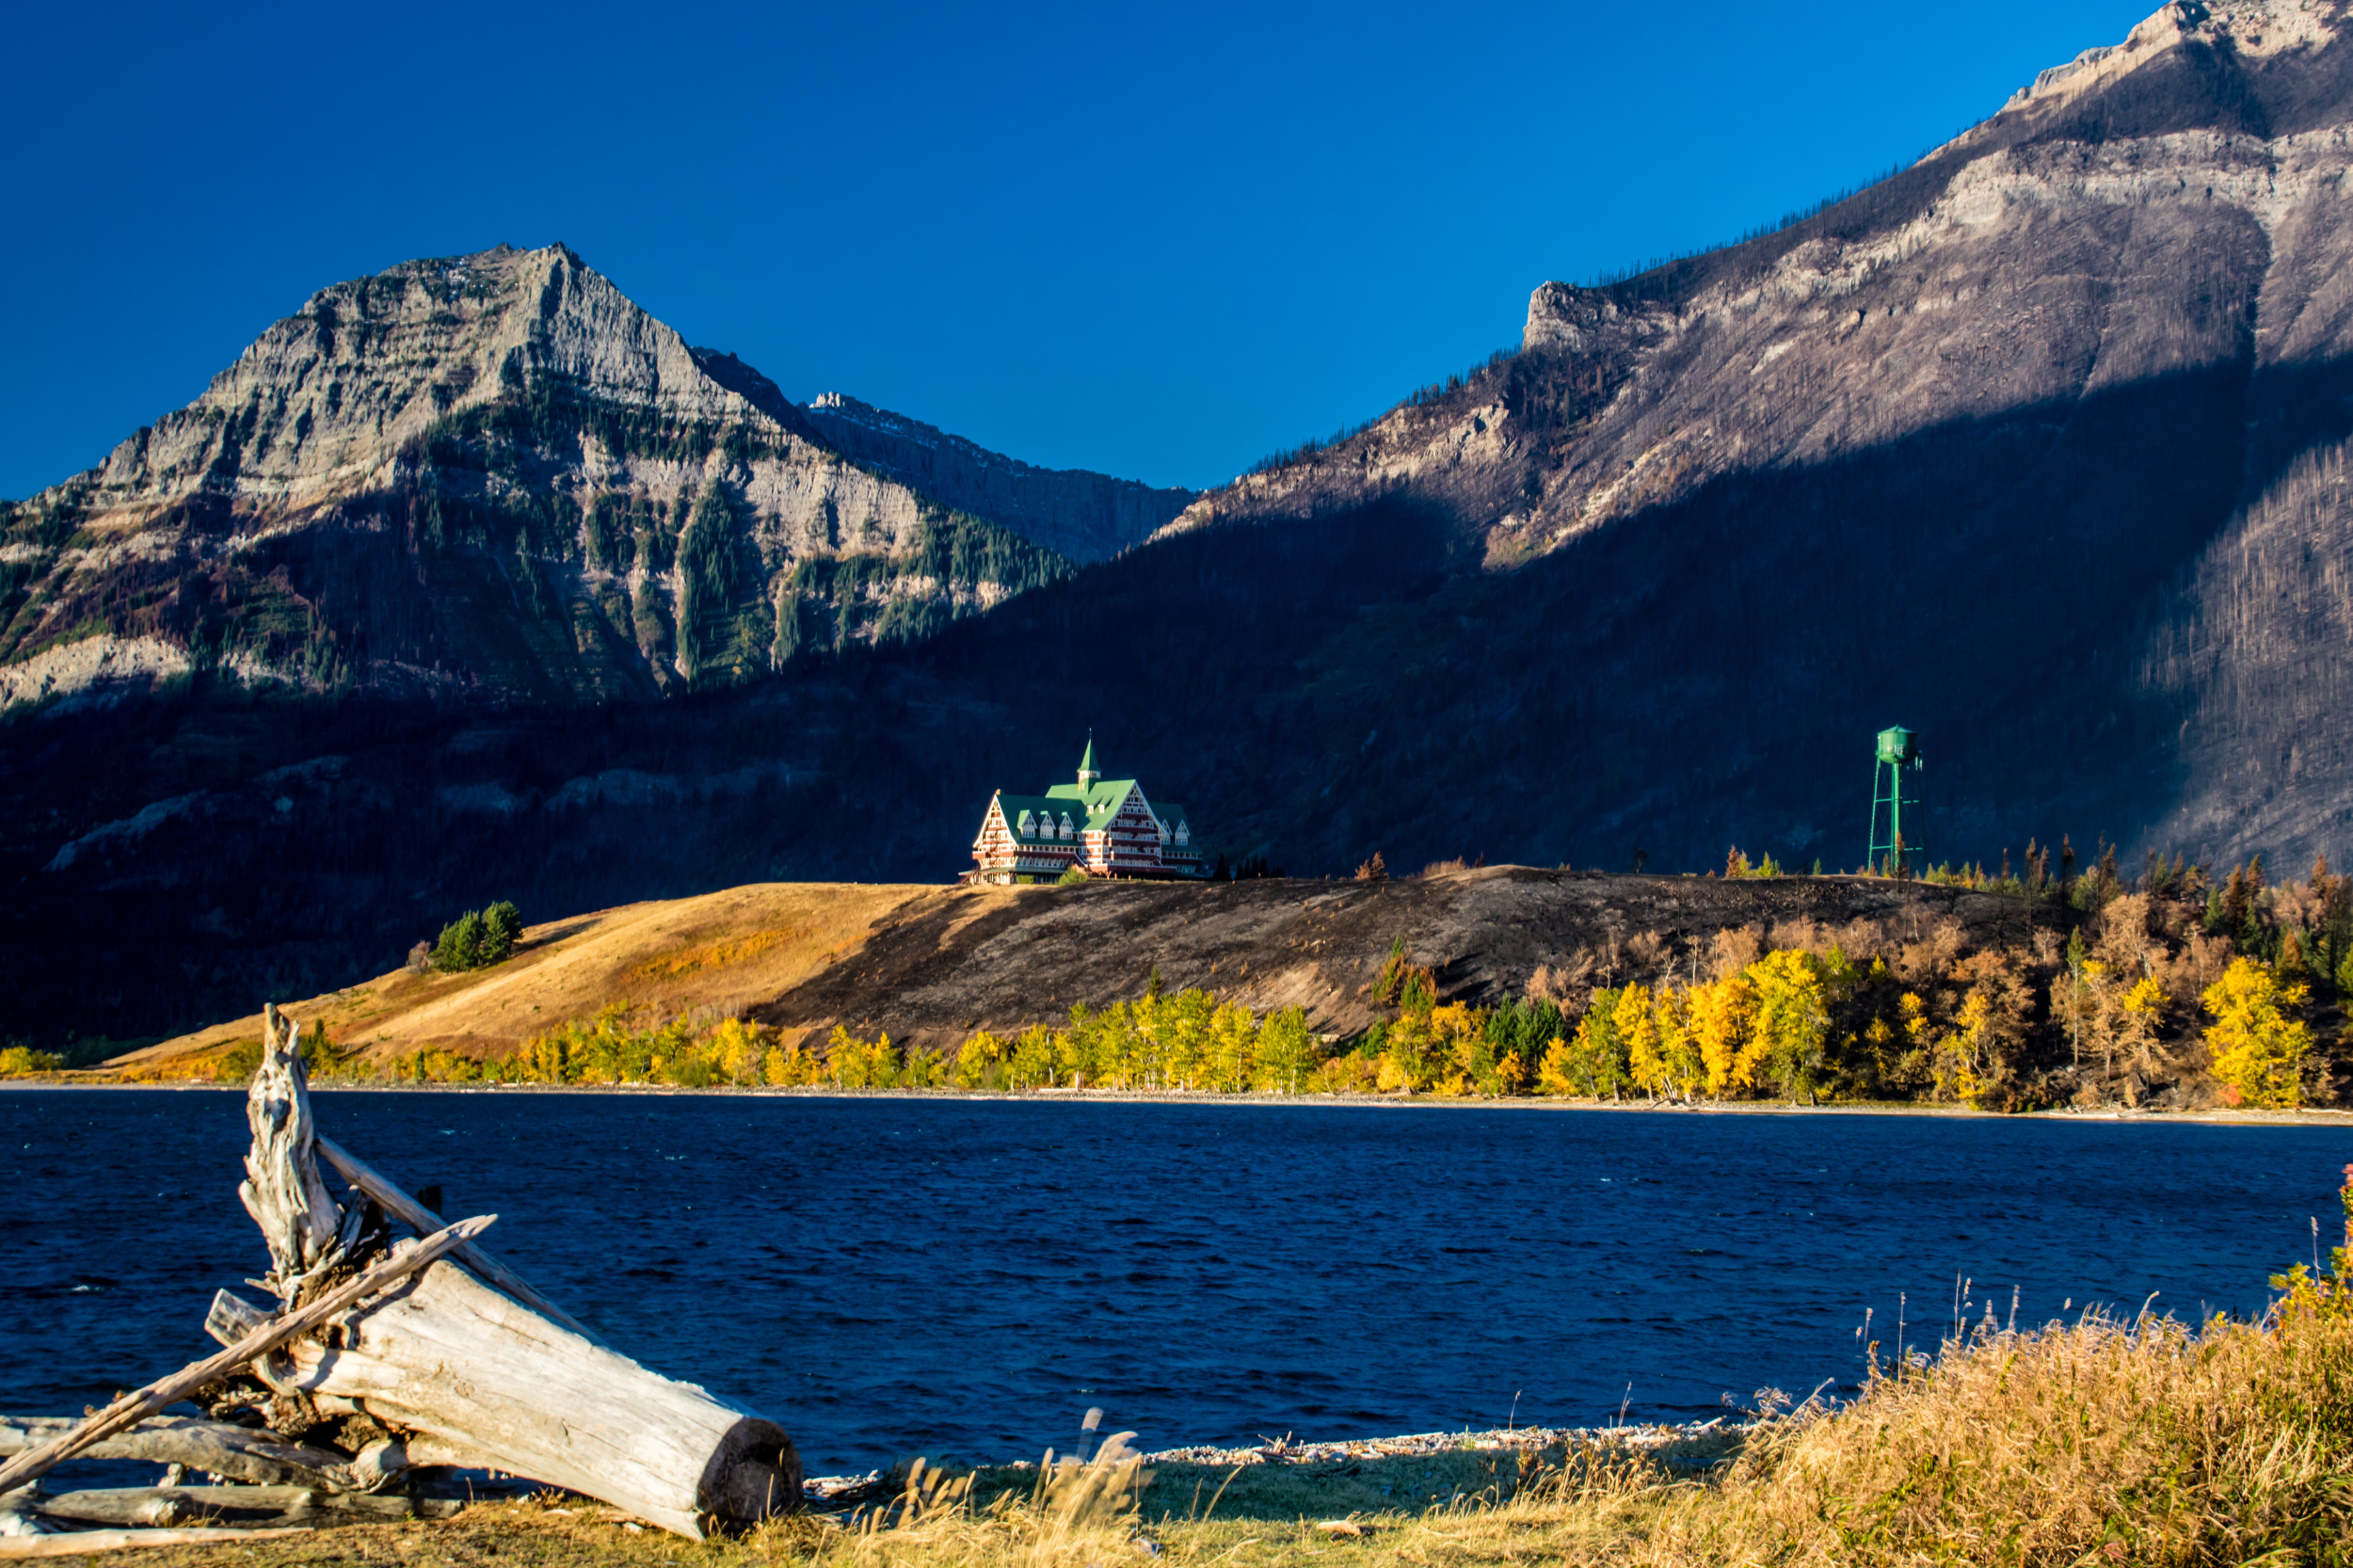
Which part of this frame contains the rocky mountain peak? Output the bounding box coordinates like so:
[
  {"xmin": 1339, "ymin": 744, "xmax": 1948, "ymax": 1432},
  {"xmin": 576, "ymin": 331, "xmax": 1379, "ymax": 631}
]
[
  {"xmin": 2, "ymin": 246, "xmax": 1089, "ymax": 711},
  {"xmin": 67, "ymin": 244, "xmax": 799, "ymax": 528},
  {"xmin": 1958, "ymin": 0, "xmax": 2338, "ymax": 153}
]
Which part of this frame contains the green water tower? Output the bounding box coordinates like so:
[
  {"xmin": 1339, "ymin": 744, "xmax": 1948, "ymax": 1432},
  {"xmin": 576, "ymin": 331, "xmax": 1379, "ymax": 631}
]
[{"xmin": 1868, "ymin": 726, "xmax": 1926, "ymax": 876}]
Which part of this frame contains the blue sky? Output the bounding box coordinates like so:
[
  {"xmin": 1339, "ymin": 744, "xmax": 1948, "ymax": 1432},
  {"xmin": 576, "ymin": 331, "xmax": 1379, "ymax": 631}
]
[{"xmin": 2, "ymin": 0, "xmax": 2152, "ymax": 499}]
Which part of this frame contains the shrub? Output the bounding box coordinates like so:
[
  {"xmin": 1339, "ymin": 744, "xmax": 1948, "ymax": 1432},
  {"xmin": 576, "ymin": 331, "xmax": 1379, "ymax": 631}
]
[
  {"xmin": 0, "ymin": 1046, "xmax": 62, "ymax": 1077},
  {"xmin": 1056, "ymin": 865, "xmax": 1090, "ymax": 887}
]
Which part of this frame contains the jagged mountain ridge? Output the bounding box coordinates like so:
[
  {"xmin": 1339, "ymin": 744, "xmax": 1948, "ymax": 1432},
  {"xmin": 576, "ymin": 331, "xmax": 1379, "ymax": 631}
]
[
  {"xmin": 800, "ymin": 393, "xmax": 1193, "ymax": 565},
  {"xmin": 15, "ymin": 0, "xmax": 2353, "ymax": 1044},
  {"xmin": 0, "ymin": 245, "xmax": 1120, "ymax": 710}
]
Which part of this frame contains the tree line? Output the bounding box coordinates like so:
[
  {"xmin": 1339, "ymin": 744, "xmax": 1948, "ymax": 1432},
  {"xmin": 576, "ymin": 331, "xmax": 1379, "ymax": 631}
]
[{"xmin": 21, "ymin": 847, "xmax": 2337, "ymax": 1110}]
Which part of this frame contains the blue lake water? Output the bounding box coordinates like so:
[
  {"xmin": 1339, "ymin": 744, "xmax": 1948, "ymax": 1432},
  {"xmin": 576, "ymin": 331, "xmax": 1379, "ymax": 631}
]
[{"xmin": 6, "ymin": 1089, "xmax": 2350, "ymax": 1475}]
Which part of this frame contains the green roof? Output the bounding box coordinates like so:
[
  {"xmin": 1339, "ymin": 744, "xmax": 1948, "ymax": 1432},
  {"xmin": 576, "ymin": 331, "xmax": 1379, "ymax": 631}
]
[{"xmin": 995, "ymin": 780, "xmax": 1189, "ymax": 837}]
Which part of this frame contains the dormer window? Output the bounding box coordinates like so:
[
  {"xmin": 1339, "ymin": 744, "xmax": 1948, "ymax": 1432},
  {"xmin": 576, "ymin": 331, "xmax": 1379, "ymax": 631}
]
[
  {"xmin": 1016, "ymin": 809, "xmax": 1034, "ymax": 837},
  {"xmin": 1158, "ymin": 822, "xmax": 1172, "ymax": 844},
  {"xmin": 1059, "ymin": 814, "xmax": 1074, "ymax": 840},
  {"xmin": 1175, "ymin": 823, "xmax": 1190, "ymax": 845}
]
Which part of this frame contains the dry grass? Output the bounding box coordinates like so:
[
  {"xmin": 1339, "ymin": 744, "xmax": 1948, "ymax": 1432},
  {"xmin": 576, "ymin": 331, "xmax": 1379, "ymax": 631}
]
[
  {"xmin": 104, "ymin": 882, "xmax": 961, "ymax": 1072},
  {"xmin": 94, "ymin": 1295, "xmax": 2353, "ymax": 1567}
]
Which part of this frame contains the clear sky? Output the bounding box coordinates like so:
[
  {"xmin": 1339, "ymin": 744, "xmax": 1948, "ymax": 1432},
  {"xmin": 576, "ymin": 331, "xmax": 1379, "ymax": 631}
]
[{"xmin": 2, "ymin": 0, "xmax": 2153, "ymax": 500}]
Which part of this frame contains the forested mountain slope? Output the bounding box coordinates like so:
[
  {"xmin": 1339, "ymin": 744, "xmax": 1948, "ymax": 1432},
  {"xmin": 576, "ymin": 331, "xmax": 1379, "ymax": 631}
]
[{"xmin": 11, "ymin": 0, "xmax": 2353, "ymax": 1045}]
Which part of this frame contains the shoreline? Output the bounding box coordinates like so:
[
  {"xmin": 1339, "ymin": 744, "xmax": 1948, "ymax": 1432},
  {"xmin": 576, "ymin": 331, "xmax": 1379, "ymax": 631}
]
[
  {"xmin": 7, "ymin": 1077, "xmax": 2350, "ymax": 1126},
  {"xmin": 798, "ymin": 1420, "xmax": 1744, "ymax": 1501}
]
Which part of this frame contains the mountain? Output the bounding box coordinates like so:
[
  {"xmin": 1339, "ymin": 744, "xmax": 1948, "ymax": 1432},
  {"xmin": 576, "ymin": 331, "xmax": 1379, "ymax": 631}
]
[
  {"xmin": 12, "ymin": 0, "xmax": 2353, "ymax": 1046},
  {"xmin": 1152, "ymin": 0, "xmax": 2353, "ymax": 873},
  {"xmin": 0, "ymin": 244, "xmax": 1076, "ymax": 711},
  {"xmin": 800, "ymin": 392, "xmax": 1193, "ymax": 564}
]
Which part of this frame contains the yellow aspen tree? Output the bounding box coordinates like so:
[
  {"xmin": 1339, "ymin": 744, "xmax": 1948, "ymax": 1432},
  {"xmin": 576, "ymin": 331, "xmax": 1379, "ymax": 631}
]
[
  {"xmin": 2203, "ymin": 957, "xmax": 2311, "ymax": 1109},
  {"xmin": 1942, "ymin": 991, "xmax": 1994, "ymax": 1103},
  {"xmin": 1008, "ymin": 1025, "xmax": 1056, "ymax": 1087},
  {"xmin": 2119, "ymin": 975, "xmax": 2169, "ymax": 1076},
  {"xmin": 1743, "ymin": 949, "xmax": 1829, "ymax": 1099},
  {"xmin": 1536, "ymin": 1034, "xmax": 1577, "ymax": 1096},
  {"xmin": 1655, "ymin": 984, "xmax": 1703, "ymax": 1096},
  {"xmin": 1253, "ymin": 1006, "xmax": 1316, "ymax": 1093},
  {"xmin": 1165, "ymin": 988, "xmax": 1215, "ymax": 1090},
  {"xmin": 1209, "ymin": 1001, "xmax": 1258, "ymax": 1092},
  {"xmin": 1130, "ymin": 993, "xmax": 1166, "ymax": 1087},
  {"xmin": 953, "ymin": 1032, "xmax": 1004, "ymax": 1089},
  {"xmin": 1689, "ymin": 974, "xmax": 1757, "ymax": 1095},
  {"xmin": 1616, "ymin": 984, "xmax": 1665, "ymax": 1096},
  {"xmin": 1430, "ymin": 1002, "xmax": 1485, "ymax": 1096},
  {"xmin": 707, "ymin": 1017, "xmax": 760, "ymax": 1084}
]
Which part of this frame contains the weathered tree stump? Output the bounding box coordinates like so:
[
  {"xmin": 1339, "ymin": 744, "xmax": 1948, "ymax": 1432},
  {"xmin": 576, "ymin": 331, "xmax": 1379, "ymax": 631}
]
[{"xmin": 231, "ymin": 1006, "xmax": 800, "ymax": 1537}]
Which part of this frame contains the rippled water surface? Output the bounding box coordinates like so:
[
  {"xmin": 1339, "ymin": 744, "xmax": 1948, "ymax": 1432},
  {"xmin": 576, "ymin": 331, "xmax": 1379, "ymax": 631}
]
[{"xmin": 7, "ymin": 1089, "xmax": 2349, "ymax": 1472}]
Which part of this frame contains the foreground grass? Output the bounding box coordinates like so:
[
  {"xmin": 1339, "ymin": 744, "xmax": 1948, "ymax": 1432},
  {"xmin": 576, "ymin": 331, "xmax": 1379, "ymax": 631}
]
[{"xmin": 84, "ymin": 1289, "xmax": 2353, "ymax": 1568}]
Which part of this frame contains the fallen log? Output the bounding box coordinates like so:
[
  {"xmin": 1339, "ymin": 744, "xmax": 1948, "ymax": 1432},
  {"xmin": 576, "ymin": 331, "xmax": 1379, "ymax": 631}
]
[
  {"xmin": 266, "ymin": 1254, "xmax": 797, "ymax": 1535},
  {"xmin": 0, "ymin": 1213, "xmax": 493, "ymax": 1498},
  {"xmin": 0, "ymin": 1416, "xmax": 353, "ymax": 1491},
  {"xmin": 29, "ymin": 1484, "xmax": 459, "ymax": 1528},
  {"xmin": 0, "ymin": 1527, "xmax": 311, "ymax": 1558},
  {"xmin": 231, "ymin": 1005, "xmax": 802, "ymax": 1539}
]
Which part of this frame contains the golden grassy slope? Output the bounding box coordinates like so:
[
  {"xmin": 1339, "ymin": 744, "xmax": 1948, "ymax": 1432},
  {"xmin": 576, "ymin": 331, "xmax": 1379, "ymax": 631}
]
[{"xmin": 118, "ymin": 882, "xmax": 984, "ymax": 1071}]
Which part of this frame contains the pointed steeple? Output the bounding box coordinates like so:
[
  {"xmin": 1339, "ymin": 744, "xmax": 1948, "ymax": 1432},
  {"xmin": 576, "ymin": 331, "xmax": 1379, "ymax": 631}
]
[{"xmin": 1077, "ymin": 731, "xmax": 1099, "ymax": 791}]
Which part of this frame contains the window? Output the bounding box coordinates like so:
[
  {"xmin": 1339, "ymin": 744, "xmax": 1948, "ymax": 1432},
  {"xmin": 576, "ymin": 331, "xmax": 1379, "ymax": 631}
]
[
  {"xmin": 1176, "ymin": 823, "xmax": 1190, "ymax": 845},
  {"xmin": 1059, "ymin": 814, "xmax": 1074, "ymax": 840},
  {"xmin": 1017, "ymin": 809, "xmax": 1034, "ymax": 837}
]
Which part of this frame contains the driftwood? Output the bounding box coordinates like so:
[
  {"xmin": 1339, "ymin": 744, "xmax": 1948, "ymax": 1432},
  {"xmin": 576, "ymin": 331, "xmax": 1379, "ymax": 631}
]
[
  {"xmin": 8, "ymin": 1002, "xmax": 800, "ymax": 1544},
  {"xmin": 233, "ymin": 1006, "xmax": 798, "ymax": 1538},
  {"xmin": 262, "ymin": 1256, "xmax": 796, "ymax": 1534},
  {"xmin": 0, "ymin": 1214, "xmax": 493, "ymax": 1498},
  {"xmin": 0, "ymin": 1416, "xmax": 355, "ymax": 1490},
  {"xmin": 29, "ymin": 1484, "xmax": 457, "ymax": 1528},
  {"xmin": 239, "ymin": 1005, "xmax": 350, "ymax": 1306},
  {"xmin": 0, "ymin": 1526, "xmax": 312, "ymax": 1558}
]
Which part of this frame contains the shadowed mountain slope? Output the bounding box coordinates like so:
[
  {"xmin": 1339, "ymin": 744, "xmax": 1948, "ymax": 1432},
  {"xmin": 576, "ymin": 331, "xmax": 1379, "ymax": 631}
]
[
  {"xmin": 10, "ymin": 0, "xmax": 2353, "ymax": 1044},
  {"xmin": 800, "ymin": 392, "xmax": 1193, "ymax": 564}
]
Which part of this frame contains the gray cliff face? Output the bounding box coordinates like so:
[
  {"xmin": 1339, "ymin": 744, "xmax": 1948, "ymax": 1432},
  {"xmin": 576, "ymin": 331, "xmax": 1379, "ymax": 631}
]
[
  {"xmin": 0, "ymin": 245, "xmax": 1067, "ymax": 707},
  {"xmin": 1159, "ymin": 0, "xmax": 2353, "ymax": 872},
  {"xmin": 799, "ymin": 392, "xmax": 1193, "ymax": 565}
]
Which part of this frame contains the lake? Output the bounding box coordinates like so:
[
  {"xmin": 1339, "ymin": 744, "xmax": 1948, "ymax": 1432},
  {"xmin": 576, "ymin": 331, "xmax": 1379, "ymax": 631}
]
[{"xmin": 6, "ymin": 1089, "xmax": 2348, "ymax": 1475}]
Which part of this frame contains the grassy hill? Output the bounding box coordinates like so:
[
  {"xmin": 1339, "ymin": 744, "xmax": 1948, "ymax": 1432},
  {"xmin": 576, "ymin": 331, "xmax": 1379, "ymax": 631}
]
[{"xmin": 117, "ymin": 867, "xmax": 2050, "ymax": 1078}]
